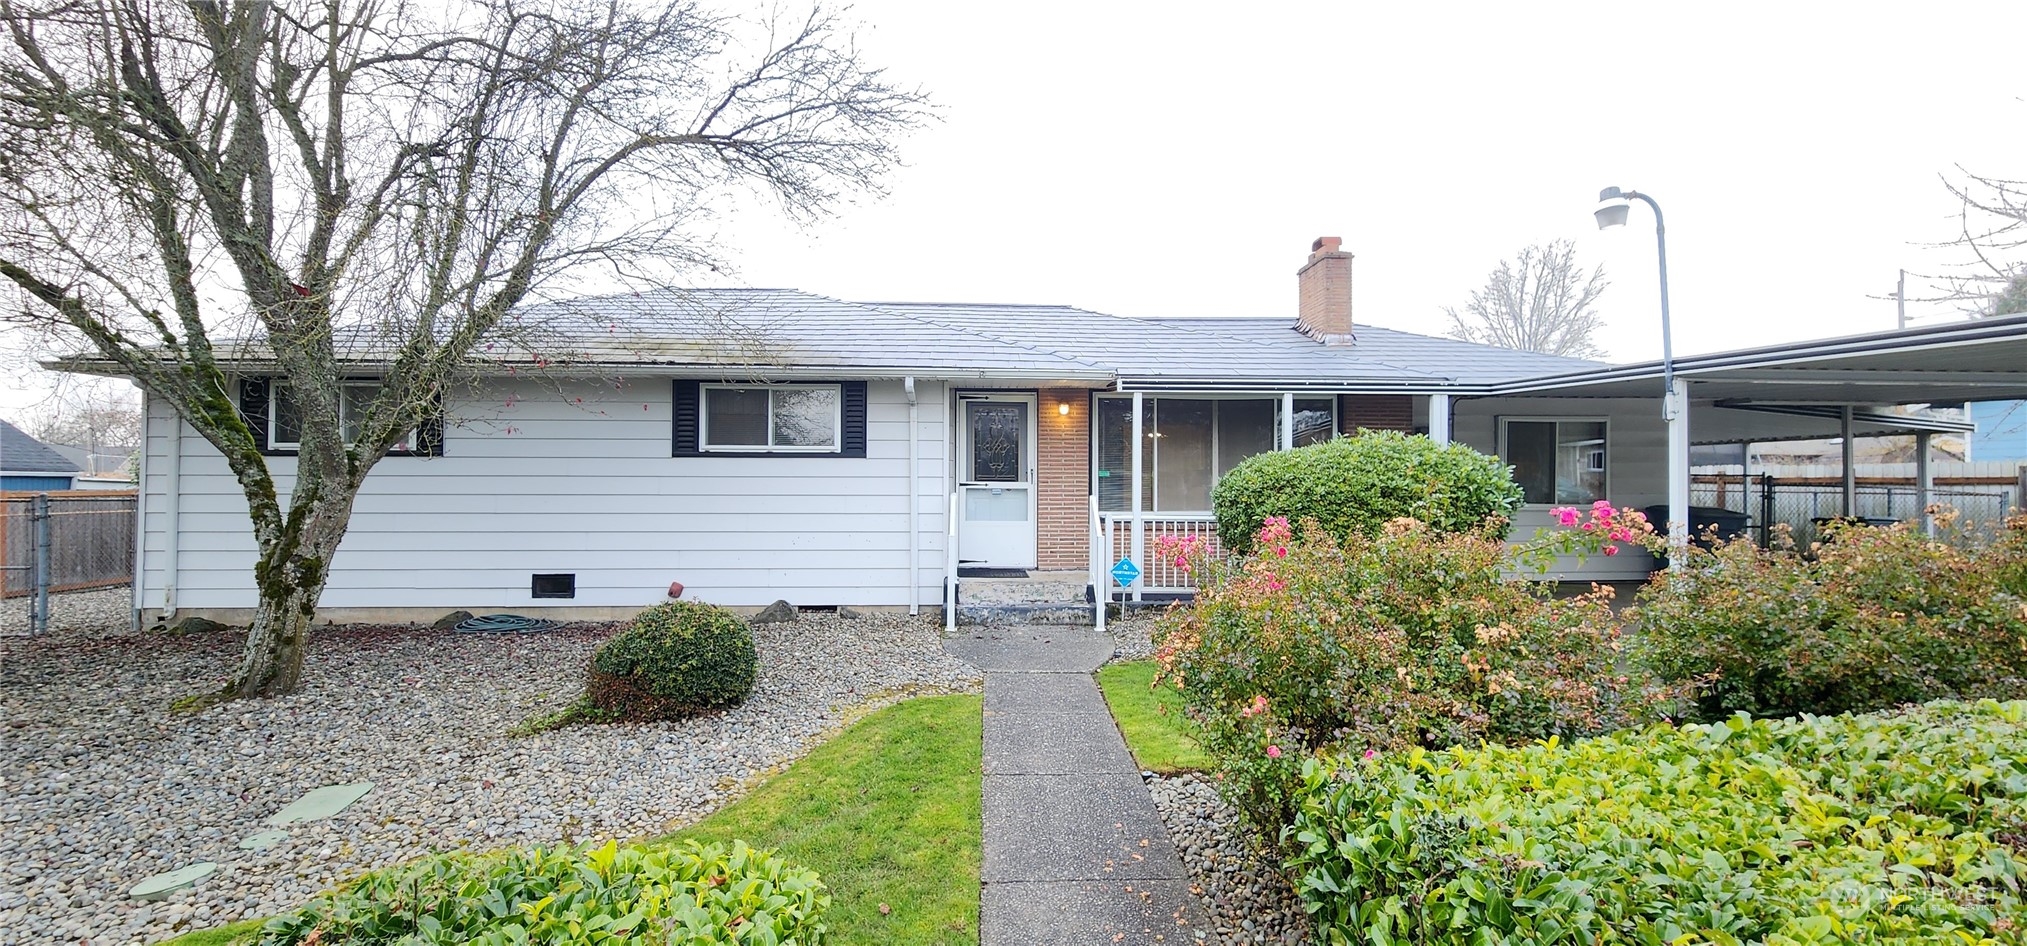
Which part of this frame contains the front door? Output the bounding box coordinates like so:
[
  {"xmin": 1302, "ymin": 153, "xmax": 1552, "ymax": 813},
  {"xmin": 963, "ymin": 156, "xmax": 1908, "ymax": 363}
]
[{"xmin": 957, "ymin": 393, "xmax": 1037, "ymax": 568}]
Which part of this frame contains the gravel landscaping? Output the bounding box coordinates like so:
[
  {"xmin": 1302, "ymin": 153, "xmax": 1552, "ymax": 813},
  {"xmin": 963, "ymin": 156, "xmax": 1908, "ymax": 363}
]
[
  {"xmin": 0, "ymin": 606, "xmax": 979, "ymax": 945},
  {"xmin": 0, "ymin": 586, "xmax": 133, "ymax": 639},
  {"xmin": 1148, "ymin": 773, "xmax": 1311, "ymax": 946},
  {"xmin": 1104, "ymin": 609, "xmax": 1162, "ymax": 659}
]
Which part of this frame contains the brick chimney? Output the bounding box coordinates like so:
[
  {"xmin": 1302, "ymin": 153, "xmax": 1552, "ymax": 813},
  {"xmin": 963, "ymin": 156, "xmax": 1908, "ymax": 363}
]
[{"xmin": 1295, "ymin": 236, "xmax": 1354, "ymax": 345}]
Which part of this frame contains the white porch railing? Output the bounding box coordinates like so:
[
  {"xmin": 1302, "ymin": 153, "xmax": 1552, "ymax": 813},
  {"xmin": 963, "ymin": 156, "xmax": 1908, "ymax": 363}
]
[
  {"xmin": 1088, "ymin": 495, "xmax": 1105, "ymax": 631},
  {"xmin": 1098, "ymin": 512, "xmax": 1220, "ymax": 596},
  {"xmin": 945, "ymin": 492, "xmax": 959, "ymax": 633}
]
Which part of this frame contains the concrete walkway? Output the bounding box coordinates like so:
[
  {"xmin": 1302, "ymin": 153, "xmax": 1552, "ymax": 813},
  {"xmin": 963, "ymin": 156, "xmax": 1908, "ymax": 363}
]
[{"xmin": 945, "ymin": 626, "xmax": 1206, "ymax": 945}]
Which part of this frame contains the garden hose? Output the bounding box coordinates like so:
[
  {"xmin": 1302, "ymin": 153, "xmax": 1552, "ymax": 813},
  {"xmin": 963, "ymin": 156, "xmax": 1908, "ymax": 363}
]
[{"xmin": 452, "ymin": 613, "xmax": 558, "ymax": 634}]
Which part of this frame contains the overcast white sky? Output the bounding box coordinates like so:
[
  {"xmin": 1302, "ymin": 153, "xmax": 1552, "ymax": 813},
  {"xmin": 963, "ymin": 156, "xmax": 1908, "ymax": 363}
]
[
  {"xmin": 717, "ymin": 0, "xmax": 2027, "ymax": 363},
  {"xmin": 6, "ymin": 1, "xmax": 2027, "ymax": 420}
]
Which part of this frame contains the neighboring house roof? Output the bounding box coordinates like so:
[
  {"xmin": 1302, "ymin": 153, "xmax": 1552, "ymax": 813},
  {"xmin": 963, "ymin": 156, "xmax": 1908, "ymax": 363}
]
[{"xmin": 0, "ymin": 420, "xmax": 82, "ymax": 475}]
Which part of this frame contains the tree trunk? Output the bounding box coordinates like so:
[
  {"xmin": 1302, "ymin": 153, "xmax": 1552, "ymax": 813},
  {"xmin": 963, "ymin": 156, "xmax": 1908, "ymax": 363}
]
[
  {"xmin": 224, "ymin": 568, "xmax": 326, "ymax": 698},
  {"xmin": 183, "ymin": 493, "xmax": 351, "ymax": 708}
]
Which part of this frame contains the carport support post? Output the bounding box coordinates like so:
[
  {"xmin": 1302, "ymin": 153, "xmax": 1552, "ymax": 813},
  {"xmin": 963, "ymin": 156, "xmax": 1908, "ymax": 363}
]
[
  {"xmin": 1428, "ymin": 394, "xmax": 1451, "ymax": 445},
  {"xmin": 1915, "ymin": 431, "xmax": 1934, "ymax": 537},
  {"xmin": 1840, "ymin": 406, "xmax": 1857, "ymax": 516},
  {"xmin": 1130, "ymin": 391, "xmax": 1144, "ymax": 603},
  {"xmin": 1666, "ymin": 383, "xmax": 1690, "ymax": 567}
]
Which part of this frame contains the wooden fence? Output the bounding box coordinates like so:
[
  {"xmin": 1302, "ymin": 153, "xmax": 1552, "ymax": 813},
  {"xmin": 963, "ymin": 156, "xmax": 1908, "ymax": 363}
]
[{"xmin": 0, "ymin": 490, "xmax": 137, "ymax": 598}]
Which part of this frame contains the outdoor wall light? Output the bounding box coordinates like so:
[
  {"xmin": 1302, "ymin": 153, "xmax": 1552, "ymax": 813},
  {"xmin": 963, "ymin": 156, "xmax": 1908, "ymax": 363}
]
[{"xmin": 1058, "ymin": 402, "xmax": 1070, "ymax": 416}]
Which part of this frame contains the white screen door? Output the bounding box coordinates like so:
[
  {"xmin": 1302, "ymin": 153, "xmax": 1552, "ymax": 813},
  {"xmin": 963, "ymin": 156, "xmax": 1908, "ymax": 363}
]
[{"xmin": 957, "ymin": 394, "xmax": 1037, "ymax": 568}]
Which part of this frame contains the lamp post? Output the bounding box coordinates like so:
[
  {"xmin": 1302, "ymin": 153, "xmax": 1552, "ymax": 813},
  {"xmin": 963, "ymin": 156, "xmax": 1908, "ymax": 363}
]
[{"xmin": 1595, "ymin": 187, "xmax": 1689, "ymax": 566}]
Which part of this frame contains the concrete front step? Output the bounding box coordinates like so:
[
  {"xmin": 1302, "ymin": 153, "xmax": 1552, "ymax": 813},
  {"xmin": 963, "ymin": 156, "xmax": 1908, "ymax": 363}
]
[{"xmin": 957, "ymin": 603, "xmax": 1095, "ymax": 626}]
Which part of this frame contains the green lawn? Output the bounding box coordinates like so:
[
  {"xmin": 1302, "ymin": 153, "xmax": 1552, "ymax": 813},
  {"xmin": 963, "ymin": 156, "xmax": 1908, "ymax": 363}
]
[
  {"xmin": 655, "ymin": 693, "xmax": 983, "ymax": 946},
  {"xmin": 162, "ymin": 693, "xmax": 983, "ymax": 946},
  {"xmin": 1096, "ymin": 660, "xmax": 1210, "ymax": 774}
]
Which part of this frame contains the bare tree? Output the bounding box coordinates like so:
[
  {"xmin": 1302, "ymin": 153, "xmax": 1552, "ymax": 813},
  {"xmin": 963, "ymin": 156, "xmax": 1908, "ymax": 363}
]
[
  {"xmin": 1919, "ymin": 165, "xmax": 2027, "ymax": 317},
  {"xmin": 0, "ymin": 0, "xmax": 928, "ymax": 704},
  {"xmin": 1445, "ymin": 240, "xmax": 1609, "ymax": 359},
  {"xmin": 20, "ymin": 378, "xmax": 143, "ymax": 475}
]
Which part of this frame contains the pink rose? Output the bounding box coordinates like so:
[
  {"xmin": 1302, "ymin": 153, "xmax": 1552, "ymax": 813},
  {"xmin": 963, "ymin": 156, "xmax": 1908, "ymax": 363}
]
[
  {"xmin": 1266, "ymin": 745, "xmax": 1283, "ymax": 759},
  {"xmin": 1603, "ymin": 545, "xmax": 1620, "ymax": 556},
  {"xmin": 1363, "ymin": 748, "xmax": 1378, "ymax": 760},
  {"xmin": 1274, "ymin": 546, "xmax": 1288, "ymax": 558},
  {"xmin": 1592, "ymin": 499, "xmax": 1614, "ymax": 512},
  {"xmin": 1552, "ymin": 507, "xmax": 1580, "ymax": 527}
]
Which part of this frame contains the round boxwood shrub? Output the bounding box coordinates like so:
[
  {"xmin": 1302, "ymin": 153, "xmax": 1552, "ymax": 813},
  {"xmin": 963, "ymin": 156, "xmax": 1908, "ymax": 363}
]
[
  {"xmin": 588, "ymin": 601, "xmax": 758, "ymax": 720},
  {"xmin": 1211, "ymin": 430, "xmax": 1523, "ymax": 553}
]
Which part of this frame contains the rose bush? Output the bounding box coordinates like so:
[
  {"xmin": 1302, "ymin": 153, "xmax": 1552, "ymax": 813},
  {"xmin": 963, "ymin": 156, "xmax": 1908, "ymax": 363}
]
[{"xmin": 1152, "ymin": 509, "xmax": 1683, "ymax": 837}]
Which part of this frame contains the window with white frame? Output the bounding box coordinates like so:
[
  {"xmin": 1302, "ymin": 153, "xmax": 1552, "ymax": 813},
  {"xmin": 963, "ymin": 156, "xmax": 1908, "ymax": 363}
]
[
  {"xmin": 270, "ymin": 381, "xmax": 412, "ymax": 451},
  {"xmin": 1094, "ymin": 395, "xmax": 1336, "ymax": 512},
  {"xmin": 701, "ymin": 384, "xmax": 841, "ymax": 452},
  {"xmin": 1500, "ymin": 418, "xmax": 1608, "ymax": 505}
]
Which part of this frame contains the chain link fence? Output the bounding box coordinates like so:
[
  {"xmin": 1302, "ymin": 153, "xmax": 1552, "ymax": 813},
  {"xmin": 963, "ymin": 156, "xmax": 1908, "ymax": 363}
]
[
  {"xmin": 1691, "ymin": 475, "xmax": 2020, "ymax": 548},
  {"xmin": 2, "ymin": 490, "xmax": 136, "ymax": 633}
]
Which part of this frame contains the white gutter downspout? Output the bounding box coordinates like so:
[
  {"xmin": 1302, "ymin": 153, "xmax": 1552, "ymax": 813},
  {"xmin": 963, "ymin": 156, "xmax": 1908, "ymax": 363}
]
[
  {"xmin": 905, "ymin": 377, "xmax": 919, "ymax": 616},
  {"xmin": 130, "ymin": 401, "xmax": 152, "ymax": 630},
  {"xmin": 162, "ymin": 407, "xmax": 181, "ymax": 621},
  {"xmin": 1280, "ymin": 392, "xmax": 1295, "ymax": 450}
]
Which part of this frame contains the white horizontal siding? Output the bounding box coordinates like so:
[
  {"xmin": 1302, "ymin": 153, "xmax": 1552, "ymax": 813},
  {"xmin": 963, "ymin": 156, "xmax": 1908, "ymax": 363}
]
[
  {"xmin": 1455, "ymin": 396, "xmax": 1668, "ymax": 582},
  {"xmin": 138, "ymin": 377, "xmax": 954, "ymax": 612}
]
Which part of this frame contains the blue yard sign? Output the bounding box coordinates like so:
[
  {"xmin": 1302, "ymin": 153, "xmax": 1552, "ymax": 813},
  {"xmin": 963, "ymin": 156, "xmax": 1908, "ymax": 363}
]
[{"xmin": 1110, "ymin": 557, "xmax": 1142, "ymax": 587}]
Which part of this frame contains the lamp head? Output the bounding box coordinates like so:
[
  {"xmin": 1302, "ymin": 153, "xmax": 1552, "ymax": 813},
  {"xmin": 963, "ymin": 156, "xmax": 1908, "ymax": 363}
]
[{"xmin": 1595, "ymin": 203, "xmax": 1630, "ymax": 229}]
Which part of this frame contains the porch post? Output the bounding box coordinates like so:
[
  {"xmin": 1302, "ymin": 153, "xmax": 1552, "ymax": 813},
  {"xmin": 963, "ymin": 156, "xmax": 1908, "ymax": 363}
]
[
  {"xmin": 1428, "ymin": 394, "xmax": 1451, "ymax": 445},
  {"xmin": 1130, "ymin": 390, "xmax": 1145, "ymax": 603},
  {"xmin": 1840, "ymin": 405, "xmax": 1856, "ymax": 516},
  {"xmin": 1915, "ymin": 431, "xmax": 1934, "ymax": 537},
  {"xmin": 1667, "ymin": 382, "xmax": 1691, "ymax": 566},
  {"xmin": 1280, "ymin": 392, "xmax": 1295, "ymax": 450}
]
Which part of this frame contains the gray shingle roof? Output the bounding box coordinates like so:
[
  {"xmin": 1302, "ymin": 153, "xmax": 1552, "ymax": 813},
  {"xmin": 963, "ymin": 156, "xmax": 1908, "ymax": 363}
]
[
  {"xmin": 513, "ymin": 289, "xmax": 1110, "ymax": 377},
  {"xmin": 0, "ymin": 420, "xmax": 81, "ymax": 474},
  {"xmin": 1161, "ymin": 319, "xmax": 1605, "ymax": 384}
]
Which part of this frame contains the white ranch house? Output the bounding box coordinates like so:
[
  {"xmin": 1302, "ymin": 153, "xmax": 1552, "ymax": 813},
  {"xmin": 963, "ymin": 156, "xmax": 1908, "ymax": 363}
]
[{"xmin": 95, "ymin": 238, "xmax": 2027, "ymax": 625}]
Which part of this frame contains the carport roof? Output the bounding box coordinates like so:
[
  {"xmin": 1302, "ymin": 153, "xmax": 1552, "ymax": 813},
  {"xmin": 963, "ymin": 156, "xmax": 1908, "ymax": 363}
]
[{"xmin": 1488, "ymin": 313, "xmax": 2027, "ymax": 405}]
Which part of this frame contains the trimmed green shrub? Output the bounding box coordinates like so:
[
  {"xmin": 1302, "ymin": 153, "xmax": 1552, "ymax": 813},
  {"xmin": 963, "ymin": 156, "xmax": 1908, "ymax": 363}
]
[
  {"xmin": 256, "ymin": 839, "xmax": 827, "ymax": 945},
  {"xmin": 1287, "ymin": 700, "xmax": 2027, "ymax": 946},
  {"xmin": 1152, "ymin": 512, "xmax": 1680, "ymax": 837},
  {"xmin": 589, "ymin": 601, "xmax": 758, "ymax": 720},
  {"xmin": 1211, "ymin": 430, "xmax": 1523, "ymax": 553},
  {"xmin": 1634, "ymin": 514, "xmax": 2027, "ymax": 721}
]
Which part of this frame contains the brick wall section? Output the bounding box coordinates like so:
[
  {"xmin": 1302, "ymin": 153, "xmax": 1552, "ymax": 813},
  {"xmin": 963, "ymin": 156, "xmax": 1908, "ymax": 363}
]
[
  {"xmin": 1338, "ymin": 394, "xmax": 1415, "ymax": 435},
  {"xmin": 1296, "ymin": 237, "xmax": 1355, "ymax": 343},
  {"xmin": 1036, "ymin": 388, "xmax": 1092, "ymax": 570}
]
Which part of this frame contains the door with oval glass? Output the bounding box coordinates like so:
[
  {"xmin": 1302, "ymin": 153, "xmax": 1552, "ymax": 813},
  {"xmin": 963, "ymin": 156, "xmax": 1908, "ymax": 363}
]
[{"xmin": 956, "ymin": 393, "xmax": 1037, "ymax": 568}]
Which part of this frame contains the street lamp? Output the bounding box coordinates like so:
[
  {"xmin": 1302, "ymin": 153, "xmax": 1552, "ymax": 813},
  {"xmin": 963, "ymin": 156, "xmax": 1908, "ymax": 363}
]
[{"xmin": 1595, "ymin": 186, "xmax": 1689, "ymax": 565}]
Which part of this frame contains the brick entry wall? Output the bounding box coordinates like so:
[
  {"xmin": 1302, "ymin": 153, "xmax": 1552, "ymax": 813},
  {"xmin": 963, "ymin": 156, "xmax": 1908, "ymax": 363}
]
[
  {"xmin": 1338, "ymin": 394, "xmax": 1415, "ymax": 435},
  {"xmin": 1037, "ymin": 388, "xmax": 1092, "ymax": 570}
]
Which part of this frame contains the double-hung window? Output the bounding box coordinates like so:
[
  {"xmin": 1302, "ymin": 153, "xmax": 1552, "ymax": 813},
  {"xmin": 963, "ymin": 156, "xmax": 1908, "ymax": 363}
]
[
  {"xmin": 1500, "ymin": 418, "xmax": 1608, "ymax": 505},
  {"xmin": 269, "ymin": 381, "xmax": 412, "ymax": 452},
  {"xmin": 700, "ymin": 384, "xmax": 841, "ymax": 452}
]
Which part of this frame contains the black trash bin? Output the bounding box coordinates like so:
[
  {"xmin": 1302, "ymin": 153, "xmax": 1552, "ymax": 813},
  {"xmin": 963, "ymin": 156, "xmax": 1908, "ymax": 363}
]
[{"xmin": 1642, "ymin": 505, "xmax": 1751, "ymax": 547}]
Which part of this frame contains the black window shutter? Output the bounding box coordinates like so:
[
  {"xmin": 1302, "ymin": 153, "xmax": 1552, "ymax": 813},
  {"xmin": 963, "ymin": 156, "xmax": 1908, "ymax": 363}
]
[
  {"xmin": 415, "ymin": 390, "xmax": 446, "ymax": 456},
  {"xmin": 239, "ymin": 378, "xmax": 271, "ymax": 451},
  {"xmin": 672, "ymin": 380, "xmax": 701, "ymax": 456},
  {"xmin": 840, "ymin": 381, "xmax": 868, "ymax": 458}
]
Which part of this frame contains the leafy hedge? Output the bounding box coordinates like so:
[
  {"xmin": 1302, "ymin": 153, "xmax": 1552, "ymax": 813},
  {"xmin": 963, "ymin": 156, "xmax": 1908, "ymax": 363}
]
[
  {"xmin": 1210, "ymin": 430, "xmax": 1522, "ymax": 553},
  {"xmin": 1634, "ymin": 515, "xmax": 2027, "ymax": 720},
  {"xmin": 1287, "ymin": 700, "xmax": 2027, "ymax": 946},
  {"xmin": 256, "ymin": 839, "xmax": 827, "ymax": 945},
  {"xmin": 589, "ymin": 601, "xmax": 758, "ymax": 721}
]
